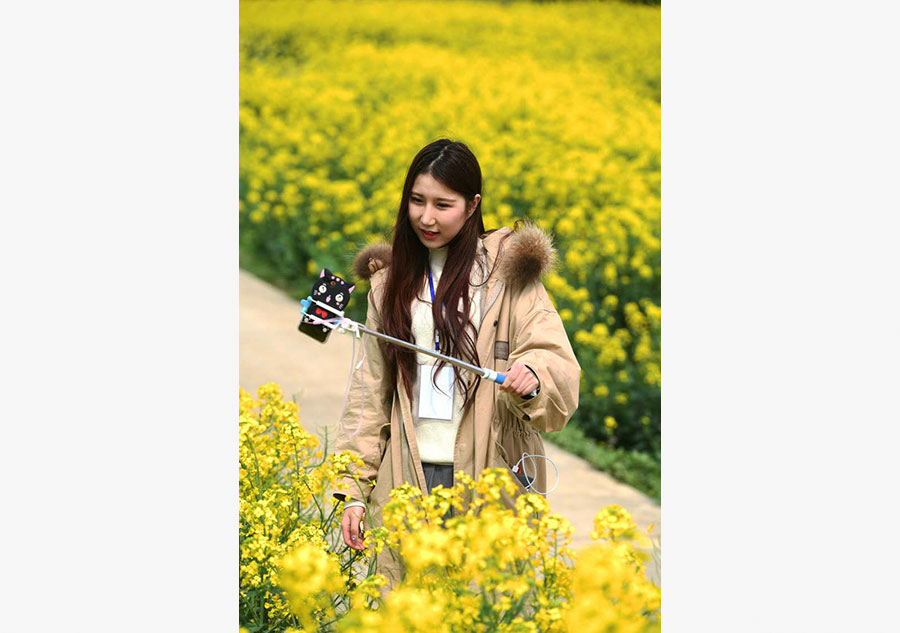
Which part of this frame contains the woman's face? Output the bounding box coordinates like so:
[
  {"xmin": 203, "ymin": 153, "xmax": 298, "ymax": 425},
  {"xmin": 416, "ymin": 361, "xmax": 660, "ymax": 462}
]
[{"xmin": 407, "ymin": 172, "xmax": 480, "ymax": 249}]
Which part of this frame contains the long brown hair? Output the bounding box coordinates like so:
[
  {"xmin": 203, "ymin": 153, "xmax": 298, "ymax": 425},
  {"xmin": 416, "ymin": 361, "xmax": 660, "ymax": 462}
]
[{"xmin": 380, "ymin": 139, "xmax": 491, "ymax": 412}]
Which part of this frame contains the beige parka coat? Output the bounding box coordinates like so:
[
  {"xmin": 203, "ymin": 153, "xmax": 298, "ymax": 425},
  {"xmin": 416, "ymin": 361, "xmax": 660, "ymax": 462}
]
[{"xmin": 332, "ymin": 223, "xmax": 581, "ymax": 586}]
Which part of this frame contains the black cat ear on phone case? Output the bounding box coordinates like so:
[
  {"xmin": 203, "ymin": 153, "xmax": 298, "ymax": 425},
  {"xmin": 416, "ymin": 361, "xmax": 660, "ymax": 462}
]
[{"xmin": 297, "ymin": 269, "xmax": 355, "ymax": 343}]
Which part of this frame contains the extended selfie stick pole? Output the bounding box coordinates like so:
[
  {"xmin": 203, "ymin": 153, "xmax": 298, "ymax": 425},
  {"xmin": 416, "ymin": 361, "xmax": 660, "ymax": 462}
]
[
  {"xmin": 300, "ymin": 296, "xmax": 509, "ymax": 385},
  {"xmin": 355, "ymin": 321, "xmax": 508, "ymax": 384}
]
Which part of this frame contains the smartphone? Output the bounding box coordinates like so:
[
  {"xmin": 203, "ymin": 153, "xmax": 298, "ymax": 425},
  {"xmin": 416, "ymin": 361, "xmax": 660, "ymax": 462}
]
[{"xmin": 297, "ymin": 268, "xmax": 355, "ymax": 343}]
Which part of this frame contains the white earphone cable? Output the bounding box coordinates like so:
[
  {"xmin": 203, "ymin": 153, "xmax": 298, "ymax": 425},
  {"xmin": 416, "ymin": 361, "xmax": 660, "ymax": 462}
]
[{"xmin": 513, "ymin": 452, "xmax": 560, "ymax": 496}]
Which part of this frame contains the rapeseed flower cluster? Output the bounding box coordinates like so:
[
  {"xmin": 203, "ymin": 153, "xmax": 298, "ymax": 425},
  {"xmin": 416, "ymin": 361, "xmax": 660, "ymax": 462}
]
[
  {"xmin": 242, "ymin": 384, "xmax": 660, "ymax": 632},
  {"xmin": 239, "ymin": 0, "xmax": 660, "ymax": 455},
  {"xmin": 565, "ymin": 506, "xmax": 661, "ymax": 633},
  {"xmin": 240, "ymin": 383, "xmax": 377, "ymax": 631}
]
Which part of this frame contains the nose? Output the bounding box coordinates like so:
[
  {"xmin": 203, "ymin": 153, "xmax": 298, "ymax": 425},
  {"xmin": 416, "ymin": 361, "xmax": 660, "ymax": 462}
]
[{"xmin": 421, "ymin": 204, "xmax": 437, "ymax": 227}]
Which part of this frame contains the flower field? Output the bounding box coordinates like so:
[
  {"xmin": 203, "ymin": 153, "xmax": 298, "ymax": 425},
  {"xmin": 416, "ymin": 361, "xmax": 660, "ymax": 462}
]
[
  {"xmin": 240, "ymin": 384, "xmax": 661, "ymax": 632},
  {"xmin": 239, "ymin": 0, "xmax": 660, "ymax": 472}
]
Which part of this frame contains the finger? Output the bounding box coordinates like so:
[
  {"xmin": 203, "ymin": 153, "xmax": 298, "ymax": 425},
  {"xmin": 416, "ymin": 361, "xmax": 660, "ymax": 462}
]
[
  {"xmin": 502, "ymin": 366, "xmax": 522, "ymax": 390},
  {"xmin": 341, "ymin": 513, "xmax": 353, "ymax": 548},
  {"xmin": 515, "ymin": 374, "xmax": 537, "ymax": 396},
  {"xmin": 356, "ymin": 516, "xmax": 367, "ymax": 550},
  {"xmin": 509, "ymin": 372, "xmax": 527, "ymax": 393},
  {"xmin": 350, "ymin": 514, "xmax": 364, "ymax": 550},
  {"xmin": 515, "ymin": 370, "xmax": 536, "ymax": 393},
  {"xmin": 349, "ymin": 514, "xmax": 359, "ymax": 547}
]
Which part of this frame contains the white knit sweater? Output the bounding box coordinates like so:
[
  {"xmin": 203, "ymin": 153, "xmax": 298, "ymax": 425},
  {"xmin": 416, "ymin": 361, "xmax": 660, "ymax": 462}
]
[{"xmin": 411, "ymin": 242, "xmax": 487, "ymax": 464}]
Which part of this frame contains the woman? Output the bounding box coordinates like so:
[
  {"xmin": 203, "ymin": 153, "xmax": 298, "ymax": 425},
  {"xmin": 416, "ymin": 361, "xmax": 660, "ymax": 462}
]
[{"xmin": 332, "ymin": 139, "xmax": 581, "ymax": 586}]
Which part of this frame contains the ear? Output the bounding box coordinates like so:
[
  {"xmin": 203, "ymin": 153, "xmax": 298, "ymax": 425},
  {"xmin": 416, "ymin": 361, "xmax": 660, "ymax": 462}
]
[
  {"xmin": 319, "ymin": 269, "xmax": 325, "ymax": 278},
  {"xmin": 348, "ymin": 284, "xmax": 355, "ymax": 293}
]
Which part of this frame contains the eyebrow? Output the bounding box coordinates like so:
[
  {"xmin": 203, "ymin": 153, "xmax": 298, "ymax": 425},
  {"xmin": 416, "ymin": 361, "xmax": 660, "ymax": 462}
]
[{"xmin": 410, "ymin": 191, "xmax": 456, "ymax": 202}]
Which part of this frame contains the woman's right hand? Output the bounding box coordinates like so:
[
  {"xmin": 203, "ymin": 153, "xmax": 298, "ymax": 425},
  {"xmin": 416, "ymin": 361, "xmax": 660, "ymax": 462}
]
[{"xmin": 341, "ymin": 505, "xmax": 367, "ymax": 551}]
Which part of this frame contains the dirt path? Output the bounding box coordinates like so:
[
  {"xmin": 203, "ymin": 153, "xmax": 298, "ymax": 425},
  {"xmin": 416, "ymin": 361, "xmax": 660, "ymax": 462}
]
[{"xmin": 240, "ymin": 269, "xmax": 661, "ymax": 577}]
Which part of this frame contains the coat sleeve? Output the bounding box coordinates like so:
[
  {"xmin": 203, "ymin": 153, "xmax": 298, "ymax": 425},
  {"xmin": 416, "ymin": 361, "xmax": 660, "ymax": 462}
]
[
  {"xmin": 332, "ymin": 276, "xmax": 393, "ymax": 504},
  {"xmin": 496, "ymin": 279, "xmax": 581, "ymax": 432}
]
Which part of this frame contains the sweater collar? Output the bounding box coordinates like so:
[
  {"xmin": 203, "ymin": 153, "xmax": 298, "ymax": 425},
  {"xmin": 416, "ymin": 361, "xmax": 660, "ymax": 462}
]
[{"xmin": 428, "ymin": 244, "xmax": 450, "ymax": 271}]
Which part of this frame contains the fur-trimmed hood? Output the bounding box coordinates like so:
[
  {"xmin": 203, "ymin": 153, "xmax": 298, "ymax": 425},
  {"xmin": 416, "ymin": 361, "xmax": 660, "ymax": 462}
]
[{"xmin": 351, "ymin": 222, "xmax": 558, "ymax": 291}]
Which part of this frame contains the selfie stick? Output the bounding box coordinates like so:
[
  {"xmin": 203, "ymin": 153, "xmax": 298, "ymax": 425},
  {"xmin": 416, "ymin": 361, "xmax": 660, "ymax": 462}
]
[{"xmin": 300, "ymin": 296, "xmax": 511, "ymax": 385}]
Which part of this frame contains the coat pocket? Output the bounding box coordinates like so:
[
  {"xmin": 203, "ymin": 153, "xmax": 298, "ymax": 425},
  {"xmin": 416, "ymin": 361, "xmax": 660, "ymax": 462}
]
[
  {"xmin": 494, "ymin": 404, "xmax": 546, "ymax": 494},
  {"xmin": 492, "ymin": 438, "xmax": 529, "ymax": 494}
]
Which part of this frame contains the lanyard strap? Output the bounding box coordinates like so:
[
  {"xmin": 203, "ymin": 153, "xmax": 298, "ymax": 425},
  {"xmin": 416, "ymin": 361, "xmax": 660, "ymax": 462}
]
[{"xmin": 427, "ymin": 269, "xmax": 443, "ymax": 352}]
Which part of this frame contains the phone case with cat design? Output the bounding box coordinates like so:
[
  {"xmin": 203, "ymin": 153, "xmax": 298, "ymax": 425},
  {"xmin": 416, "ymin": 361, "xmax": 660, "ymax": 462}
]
[{"xmin": 298, "ymin": 268, "xmax": 355, "ymax": 343}]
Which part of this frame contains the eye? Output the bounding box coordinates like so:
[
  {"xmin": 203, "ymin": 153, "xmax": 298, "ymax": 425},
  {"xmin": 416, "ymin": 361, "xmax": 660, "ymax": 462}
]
[
  {"xmin": 336, "ymin": 293, "xmax": 344, "ymax": 302},
  {"xmin": 318, "ymin": 284, "xmax": 326, "ymax": 293}
]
